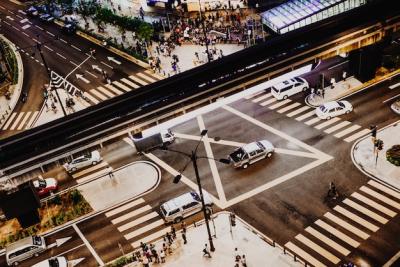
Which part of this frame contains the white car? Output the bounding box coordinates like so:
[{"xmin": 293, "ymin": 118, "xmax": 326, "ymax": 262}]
[
  {"xmin": 316, "ymin": 100, "xmax": 353, "ymax": 120},
  {"xmin": 271, "ymin": 77, "xmax": 309, "ymax": 100},
  {"xmin": 64, "ymin": 150, "xmax": 102, "ymax": 173},
  {"xmin": 32, "ymin": 257, "xmax": 68, "ymax": 267},
  {"xmin": 391, "ymin": 100, "xmax": 400, "ymax": 115},
  {"xmin": 229, "ymin": 140, "xmax": 274, "ymax": 169}
]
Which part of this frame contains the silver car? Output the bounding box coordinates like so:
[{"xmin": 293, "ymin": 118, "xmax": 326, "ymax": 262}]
[
  {"xmin": 229, "ymin": 140, "xmax": 275, "ymax": 169},
  {"xmin": 64, "ymin": 150, "xmax": 102, "ymax": 173},
  {"xmin": 391, "ymin": 100, "xmax": 400, "ymax": 115}
]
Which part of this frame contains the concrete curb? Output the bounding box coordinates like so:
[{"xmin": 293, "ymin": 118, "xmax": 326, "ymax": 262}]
[
  {"xmin": 0, "ymin": 35, "xmax": 24, "ymax": 129},
  {"xmin": 351, "ymin": 120, "xmax": 400, "ymax": 191},
  {"xmin": 54, "ymin": 20, "xmax": 150, "ymax": 69}
]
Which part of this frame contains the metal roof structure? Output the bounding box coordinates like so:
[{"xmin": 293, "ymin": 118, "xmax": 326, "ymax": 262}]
[{"xmin": 261, "ymin": 0, "xmax": 368, "ymax": 34}]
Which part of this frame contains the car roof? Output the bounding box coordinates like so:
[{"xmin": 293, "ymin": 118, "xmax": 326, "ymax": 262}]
[
  {"xmin": 6, "ymin": 236, "xmax": 34, "ymax": 252},
  {"xmin": 164, "ymin": 192, "xmax": 195, "ymax": 211},
  {"xmin": 242, "ymin": 141, "xmax": 261, "ymax": 152},
  {"xmin": 322, "ymin": 101, "xmax": 341, "ymax": 109},
  {"xmin": 273, "ymin": 77, "xmax": 304, "ymax": 89}
]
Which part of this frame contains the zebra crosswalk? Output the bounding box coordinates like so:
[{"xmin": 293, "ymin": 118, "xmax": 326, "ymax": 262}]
[
  {"xmin": 105, "ymin": 197, "xmax": 170, "ymax": 249},
  {"xmin": 70, "ymin": 161, "xmax": 112, "ymax": 184},
  {"xmin": 245, "ymin": 92, "xmax": 370, "ymax": 143},
  {"xmin": 285, "ymin": 180, "xmax": 400, "ymax": 267},
  {"xmin": 1, "ymin": 111, "xmax": 39, "ymax": 131}
]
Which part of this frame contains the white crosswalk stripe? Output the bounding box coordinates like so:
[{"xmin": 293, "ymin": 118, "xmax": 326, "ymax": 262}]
[
  {"xmin": 137, "ymin": 72, "xmax": 156, "ymax": 83},
  {"xmin": 260, "ymin": 97, "xmax": 277, "ymax": 106},
  {"xmin": 277, "ymin": 102, "xmax": 301, "ymax": 113},
  {"xmin": 324, "ymin": 121, "xmax": 351, "ymax": 134},
  {"xmin": 269, "ymin": 99, "xmax": 291, "ymax": 109},
  {"xmin": 83, "ymin": 92, "xmax": 99, "ymax": 104},
  {"xmin": 287, "ymin": 106, "xmax": 311, "ymax": 117},
  {"xmin": 114, "ymin": 81, "xmax": 133, "ymax": 92},
  {"xmin": 343, "ymin": 128, "xmax": 372, "ymax": 143},
  {"xmin": 97, "ymin": 86, "xmax": 116, "ymax": 98},
  {"xmin": 129, "ymin": 74, "xmax": 148, "ymax": 85},
  {"xmin": 26, "ymin": 111, "xmax": 38, "ymax": 129},
  {"xmin": 2, "ymin": 111, "xmax": 40, "ymax": 131},
  {"xmin": 334, "ymin": 125, "xmax": 361, "ymax": 138},
  {"xmin": 2, "ymin": 113, "xmax": 17, "ymax": 130},
  {"xmin": 90, "ymin": 89, "xmax": 108, "ymax": 101},
  {"xmin": 10, "ymin": 112, "xmax": 24, "ymax": 130},
  {"xmin": 314, "ymin": 117, "xmax": 340, "ymax": 130},
  {"xmin": 284, "ymin": 181, "xmax": 400, "ymax": 267},
  {"xmin": 252, "ymin": 93, "xmax": 272, "ymax": 103},
  {"xmin": 304, "ymin": 117, "xmax": 321, "ymax": 125},
  {"xmin": 70, "ymin": 161, "xmax": 111, "ymax": 184},
  {"xmin": 105, "ymin": 84, "xmax": 124, "ymax": 95},
  {"xmin": 16, "ymin": 111, "xmax": 31, "ymax": 130},
  {"xmin": 295, "ymin": 110, "xmax": 315, "ymax": 121},
  {"xmin": 121, "ymin": 78, "xmax": 140, "ymax": 89}
]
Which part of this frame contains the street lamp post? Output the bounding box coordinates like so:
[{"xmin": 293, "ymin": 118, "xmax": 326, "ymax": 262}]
[{"xmin": 164, "ymin": 129, "xmax": 230, "ymax": 252}]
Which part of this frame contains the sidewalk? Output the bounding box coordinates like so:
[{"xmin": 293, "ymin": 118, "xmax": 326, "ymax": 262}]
[
  {"xmin": 305, "ymin": 76, "xmax": 362, "ymax": 107},
  {"xmin": 108, "ymin": 212, "xmax": 302, "ymax": 267},
  {"xmin": 352, "ymin": 121, "xmax": 400, "ymax": 190}
]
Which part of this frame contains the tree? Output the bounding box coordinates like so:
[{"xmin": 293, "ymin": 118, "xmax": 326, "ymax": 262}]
[
  {"xmin": 386, "ymin": 145, "xmax": 400, "ymax": 166},
  {"xmin": 137, "ymin": 23, "xmax": 154, "ymax": 42}
]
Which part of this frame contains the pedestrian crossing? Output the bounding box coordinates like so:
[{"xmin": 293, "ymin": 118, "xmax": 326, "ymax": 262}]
[
  {"xmin": 284, "ymin": 180, "xmax": 400, "ymax": 267},
  {"xmin": 70, "ymin": 161, "xmax": 112, "ymax": 184},
  {"xmin": 245, "ymin": 92, "xmax": 370, "ymax": 143},
  {"xmin": 1, "ymin": 111, "xmax": 39, "ymax": 131},
  {"xmin": 105, "ymin": 197, "xmax": 171, "ymax": 249},
  {"xmin": 79, "ymin": 71, "xmax": 160, "ymax": 106}
]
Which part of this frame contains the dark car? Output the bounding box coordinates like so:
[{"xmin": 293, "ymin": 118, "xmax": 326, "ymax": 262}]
[
  {"xmin": 26, "ymin": 6, "xmax": 39, "ymax": 16},
  {"xmin": 39, "ymin": 14, "xmax": 54, "ymax": 23},
  {"xmin": 62, "ymin": 23, "xmax": 77, "ymax": 34}
]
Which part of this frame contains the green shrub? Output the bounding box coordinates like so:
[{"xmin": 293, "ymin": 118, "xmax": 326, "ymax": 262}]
[{"xmin": 386, "ymin": 145, "xmax": 400, "ymax": 166}]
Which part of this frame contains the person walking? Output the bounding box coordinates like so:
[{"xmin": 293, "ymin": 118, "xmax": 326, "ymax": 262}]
[
  {"xmin": 241, "ymin": 255, "xmax": 247, "ymax": 267},
  {"xmin": 234, "ymin": 247, "xmax": 241, "ymax": 262},
  {"xmin": 160, "ymin": 249, "xmax": 166, "ymax": 263},
  {"xmin": 181, "ymin": 221, "xmax": 187, "ymax": 233},
  {"xmin": 203, "ymin": 244, "xmax": 212, "ymax": 258},
  {"xmin": 171, "ymin": 225, "xmax": 176, "ymax": 239},
  {"xmin": 142, "ymin": 255, "xmax": 149, "ymax": 267},
  {"xmin": 342, "ymin": 71, "xmax": 347, "ymax": 81},
  {"xmin": 182, "ymin": 231, "xmax": 187, "ymax": 244},
  {"xmin": 330, "ymin": 77, "xmax": 335, "ymax": 89}
]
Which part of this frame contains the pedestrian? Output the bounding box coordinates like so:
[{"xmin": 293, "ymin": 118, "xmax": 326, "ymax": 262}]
[
  {"xmin": 342, "ymin": 71, "xmax": 347, "ymax": 81},
  {"xmin": 321, "ymin": 88, "xmax": 325, "ymax": 99},
  {"xmin": 160, "ymin": 249, "xmax": 166, "ymax": 263},
  {"xmin": 152, "ymin": 247, "xmax": 159, "ymax": 263},
  {"xmin": 142, "ymin": 255, "xmax": 149, "ymax": 267},
  {"xmin": 108, "ymin": 169, "xmax": 114, "ymax": 179},
  {"xmin": 166, "ymin": 232, "xmax": 173, "ymax": 245},
  {"xmin": 181, "ymin": 221, "xmax": 187, "ymax": 233},
  {"xmin": 234, "ymin": 247, "xmax": 241, "ymax": 262},
  {"xmin": 203, "ymin": 244, "xmax": 212, "ymax": 258},
  {"xmin": 182, "ymin": 231, "xmax": 187, "ymax": 244},
  {"xmin": 241, "ymin": 255, "xmax": 247, "ymax": 267},
  {"xmin": 171, "ymin": 225, "xmax": 176, "ymax": 239},
  {"xmin": 330, "ymin": 77, "xmax": 335, "ymax": 89},
  {"xmin": 107, "ymin": 78, "xmax": 111, "ymax": 85},
  {"xmin": 328, "ymin": 182, "xmax": 338, "ymax": 199}
]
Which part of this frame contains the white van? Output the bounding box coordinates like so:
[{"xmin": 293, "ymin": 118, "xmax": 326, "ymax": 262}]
[
  {"xmin": 228, "ymin": 140, "xmax": 274, "ymax": 169},
  {"xmin": 271, "ymin": 77, "xmax": 309, "ymax": 100},
  {"xmin": 160, "ymin": 191, "xmax": 213, "ymax": 223},
  {"xmin": 5, "ymin": 235, "xmax": 46, "ymax": 266}
]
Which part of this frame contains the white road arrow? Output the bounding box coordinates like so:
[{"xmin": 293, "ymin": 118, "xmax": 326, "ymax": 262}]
[
  {"xmin": 107, "ymin": 56, "xmax": 121, "ymax": 65},
  {"xmin": 47, "ymin": 237, "xmax": 72, "ymax": 249},
  {"xmin": 6, "ymin": 16, "xmax": 14, "ymax": 21},
  {"xmin": 68, "ymin": 258, "xmax": 85, "ymax": 267},
  {"xmin": 91, "ymin": 65, "xmax": 103, "ymax": 73},
  {"xmin": 76, "ymin": 74, "xmax": 90, "ymax": 84}
]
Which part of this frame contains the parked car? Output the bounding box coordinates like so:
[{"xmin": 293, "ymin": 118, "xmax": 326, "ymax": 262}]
[
  {"xmin": 26, "ymin": 6, "xmax": 39, "ymax": 16},
  {"xmin": 33, "ymin": 178, "xmax": 58, "ymax": 197},
  {"xmin": 39, "ymin": 14, "xmax": 54, "ymax": 23},
  {"xmin": 32, "ymin": 257, "xmax": 68, "ymax": 267},
  {"xmin": 62, "ymin": 23, "xmax": 77, "ymax": 34},
  {"xmin": 228, "ymin": 140, "xmax": 274, "ymax": 169},
  {"xmin": 316, "ymin": 100, "xmax": 353, "ymax": 120},
  {"xmin": 160, "ymin": 191, "xmax": 213, "ymax": 223},
  {"xmin": 391, "ymin": 99, "xmax": 400, "ymax": 115},
  {"xmin": 5, "ymin": 236, "xmax": 46, "ymax": 266},
  {"xmin": 271, "ymin": 77, "xmax": 309, "ymax": 100},
  {"xmin": 64, "ymin": 150, "xmax": 102, "ymax": 173}
]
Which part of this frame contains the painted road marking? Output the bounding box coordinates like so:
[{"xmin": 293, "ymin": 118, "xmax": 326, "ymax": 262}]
[
  {"xmin": 73, "ymin": 224, "xmax": 104, "ymax": 266},
  {"xmin": 60, "ymin": 38, "xmax": 68, "ymax": 44},
  {"xmin": 352, "ymin": 192, "xmax": 396, "ymax": 217},
  {"xmin": 113, "ymin": 81, "xmax": 132, "ymax": 92},
  {"xmin": 305, "ymin": 117, "xmax": 321, "ymax": 125},
  {"xmin": 277, "ymin": 102, "xmax": 301, "ymax": 113},
  {"xmin": 334, "ymin": 125, "xmax": 361, "ymax": 138},
  {"xmin": 105, "ymin": 84, "xmax": 124, "ymax": 95},
  {"xmin": 260, "ymin": 97, "xmax": 277, "ymax": 106},
  {"xmin": 46, "ymin": 31, "xmax": 55, "ymax": 37},
  {"xmin": 124, "ymin": 219, "xmax": 164, "ymax": 240},
  {"xmin": 12, "ymin": 26, "xmax": 20, "ymax": 31},
  {"xmin": 324, "ymin": 121, "xmax": 351, "ymax": 134},
  {"xmin": 118, "ymin": 212, "xmax": 159, "ymax": 232},
  {"xmin": 21, "ymin": 24, "xmax": 30, "ymax": 30},
  {"xmin": 44, "ymin": 45, "xmax": 54, "ymax": 52},
  {"xmin": 360, "ymin": 186, "xmax": 400, "ymax": 210},
  {"xmin": 286, "ymin": 242, "xmax": 326, "ymax": 267},
  {"xmin": 295, "ymin": 110, "xmax": 315, "ymax": 121},
  {"xmin": 26, "ymin": 111, "xmax": 38, "ymax": 129},
  {"xmin": 333, "ymin": 206, "xmax": 379, "ymax": 232},
  {"xmin": 269, "ymin": 99, "xmax": 291, "ymax": 109},
  {"xmin": 131, "ymin": 228, "xmax": 169, "ymax": 249},
  {"xmin": 85, "ymin": 70, "xmax": 97, "ymax": 78},
  {"xmin": 83, "ymin": 92, "xmax": 99, "ymax": 104},
  {"xmin": 129, "ymin": 75, "xmax": 148, "ymax": 85},
  {"xmin": 244, "ymin": 91, "xmax": 263, "ymax": 100},
  {"xmin": 20, "ymin": 18, "xmax": 28, "ymax": 23},
  {"xmin": 10, "ymin": 112, "xmax": 24, "ymax": 130},
  {"xmin": 314, "ymin": 117, "xmax": 340, "ymax": 130},
  {"xmin": 111, "ymin": 205, "xmax": 152, "ymax": 224},
  {"xmin": 90, "ymin": 89, "xmax": 108, "ymax": 101},
  {"xmin": 344, "ymin": 128, "xmax": 370, "ymax": 142},
  {"xmin": 56, "ymin": 53, "xmax": 66, "ymax": 59},
  {"xmin": 314, "ymin": 219, "xmax": 360, "ymax": 247},
  {"xmin": 6, "ymin": 16, "xmax": 14, "ymax": 21},
  {"xmin": 324, "ymin": 212, "xmax": 369, "ymax": 239},
  {"xmin": 287, "ymin": 106, "xmax": 310, "ymax": 117},
  {"xmin": 295, "ymin": 234, "xmax": 340, "ymax": 264},
  {"xmin": 389, "ymin": 82, "xmax": 400, "ymax": 89},
  {"xmin": 101, "ymin": 61, "xmax": 113, "ymax": 69},
  {"xmin": 252, "ymin": 93, "xmax": 272, "ymax": 103},
  {"xmin": 97, "ymin": 86, "xmax": 115, "ymax": 98},
  {"xmin": 137, "ymin": 72, "xmax": 156, "ymax": 83},
  {"xmin": 121, "ymin": 78, "xmax": 139, "ymax": 89},
  {"xmin": 368, "ymin": 180, "xmax": 400, "ymax": 200},
  {"xmin": 76, "ymin": 168, "xmax": 112, "ymax": 184},
  {"xmin": 35, "ymin": 25, "xmax": 44, "ymax": 30},
  {"xmin": 343, "ymin": 199, "xmax": 388, "ymax": 224},
  {"xmin": 71, "ymin": 45, "xmax": 81, "ymax": 51},
  {"xmin": 106, "ymin": 199, "xmax": 145, "ymax": 217},
  {"xmin": 305, "ymin": 227, "xmax": 350, "ymax": 256},
  {"xmin": 17, "ymin": 111, "xmax": 31, "ymax": 130},
  {"xmin": 2, "ymin": 113, "xmax": 17, "ymax": 130},
  {"xmin": 72, "ymin": 162, "xmax": 108, "ymax": 179}
]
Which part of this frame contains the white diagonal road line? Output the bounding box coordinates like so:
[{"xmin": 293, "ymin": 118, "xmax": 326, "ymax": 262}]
[{"xmin": 73, "ymin": 224, "xmax": 104, "ymax": 266}]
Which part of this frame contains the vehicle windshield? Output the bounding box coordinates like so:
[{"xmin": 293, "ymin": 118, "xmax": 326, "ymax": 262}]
[
  {"xmin": 229, "ymin": 148, "xmax": 246, "ymax": 162},
  {"xmin": 32, "ymin": 236, "xmax": 42, "ymax": 246},
  {"xmin": 256, "ymin": 142, "xmax": 265, "ymax": 150},
  {"xmin": 319, "ymin": 106, "xmax": 327, "ymax": 112},
  {"xmin": 338, "ymin": 102, "xmax": 345, "ymax": 108},
  {"xmin": 48, "ymin": 258, "xmax": 60, "ymax": 267},
  {"xmin": 37, "ymin": 179, "xmax": 46, "ymax": 188},
  {"xmin": 160, "ymin": 205, "xmax": 167, "ymax": 216},
  {"xmin": 190, "ymin": 192, "xmax": 201, "ymax": 202},
  {"xmin": 272, "ymin": 86, "xmax": 279, "ymax": 93}
]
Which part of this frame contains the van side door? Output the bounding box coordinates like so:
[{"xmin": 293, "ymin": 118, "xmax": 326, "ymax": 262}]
[{"xmin": 182, "ymin": 201, "xmax": 201, "ymax": 216}]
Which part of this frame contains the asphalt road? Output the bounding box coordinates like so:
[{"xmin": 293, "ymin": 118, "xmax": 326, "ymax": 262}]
[
  {"xmin": 0, "ymin": 0, "xmax": 152, "ymax": 138},
  {"xmin": 1, "ymin": 68, "xmax": 398, "ymax": 267}
]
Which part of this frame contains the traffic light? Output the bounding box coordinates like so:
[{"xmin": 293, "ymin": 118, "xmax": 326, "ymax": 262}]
[
  {"xmin": 230, "ymin": 213, "xmax": 236, "ymax": 227},
  {"xmin": 370, "ymin": 125, "xmax": 377, "ymax": 138}
]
